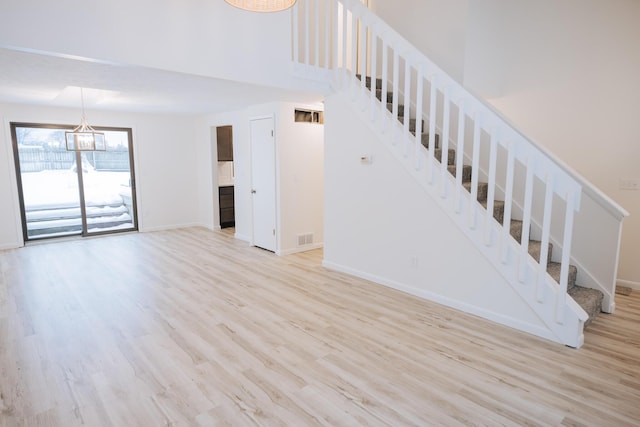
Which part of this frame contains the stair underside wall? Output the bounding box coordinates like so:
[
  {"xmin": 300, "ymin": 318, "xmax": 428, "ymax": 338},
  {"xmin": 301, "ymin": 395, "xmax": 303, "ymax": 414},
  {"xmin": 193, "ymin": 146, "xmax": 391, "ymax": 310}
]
[{"xmin": 323, "ymin": 93, "xmax": 559, "ymax": 343}]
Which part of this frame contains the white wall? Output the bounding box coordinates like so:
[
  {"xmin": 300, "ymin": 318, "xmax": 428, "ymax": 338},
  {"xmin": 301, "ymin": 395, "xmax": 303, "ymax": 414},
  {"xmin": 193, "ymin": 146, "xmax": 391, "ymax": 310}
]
[
  {"xmin": 0, "ymin": 0, "xmax": 295, "ymax": 90},
  {"xmin": 274, "ymin": 102, "xmax": 324, "ymax": 254},
  {"xmin": 478, "ymin": 0, "xmax": 640, "ymax": 286},
  {"xmin": 371, "ymin": 0, "xmax": 468, "ymax": 83},
  {"xmin": 200, "ymin": 102, "xmax": 324, "ymax": 254},
  {"xmin": 0, "ymin": 103, "xmax": 200, "ymax": 248},
  {"xmin": 323, "ymin": 92, "xmax": 554, "ymax": 341}
]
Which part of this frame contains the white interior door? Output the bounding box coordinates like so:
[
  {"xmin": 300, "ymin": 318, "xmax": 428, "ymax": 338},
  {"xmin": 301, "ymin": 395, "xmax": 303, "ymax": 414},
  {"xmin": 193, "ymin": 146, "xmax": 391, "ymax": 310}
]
[{"xmin": 250, "ymin": 117, "xmax": 277, "ymax": 252}]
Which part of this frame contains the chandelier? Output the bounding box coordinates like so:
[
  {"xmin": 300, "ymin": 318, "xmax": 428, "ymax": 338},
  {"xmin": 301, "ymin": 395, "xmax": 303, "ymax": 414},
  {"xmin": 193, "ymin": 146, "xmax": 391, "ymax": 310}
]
[
  {"xmin": 65, "ymin": 88, "xmax": 106, "ymax": 151},
  {"xmin": 224, "ymin": 0, "xmax": 297, "ymax": 12}
]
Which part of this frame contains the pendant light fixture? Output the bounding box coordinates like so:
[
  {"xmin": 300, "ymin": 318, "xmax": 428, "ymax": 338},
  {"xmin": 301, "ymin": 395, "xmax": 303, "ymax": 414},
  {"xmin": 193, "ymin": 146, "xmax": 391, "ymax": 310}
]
[
  {"xmin": 224, "ymin": 0, "xmax": 297, "ymax": 12},
  {"xmin": 65, "ymin": 88, "xmax": 106, "ymax": 151}
]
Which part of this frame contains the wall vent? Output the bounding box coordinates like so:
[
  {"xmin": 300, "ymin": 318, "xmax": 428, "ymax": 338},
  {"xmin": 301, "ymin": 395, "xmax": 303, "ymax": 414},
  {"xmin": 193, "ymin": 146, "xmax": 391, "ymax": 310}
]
[
  {"xmin": 297, "ymin": 233, "xmax": 314, "ymax": 246},
  {"xmin": 294, "ymin": 109, "xmax": 324, "ymax": 124}
]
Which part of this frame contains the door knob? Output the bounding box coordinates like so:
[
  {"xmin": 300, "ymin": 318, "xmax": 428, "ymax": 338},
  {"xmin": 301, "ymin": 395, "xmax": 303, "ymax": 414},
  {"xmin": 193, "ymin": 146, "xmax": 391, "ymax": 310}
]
[{"xmin": 251, "ymin": 189, "xmax": 256, "ymax": 194}]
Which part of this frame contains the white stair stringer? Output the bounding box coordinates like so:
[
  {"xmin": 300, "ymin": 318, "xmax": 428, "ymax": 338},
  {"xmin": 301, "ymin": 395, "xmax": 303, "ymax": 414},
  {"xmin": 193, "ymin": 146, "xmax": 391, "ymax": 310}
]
[{"xmin": 335, "ymin": 80, "xmax": 589, "ymax": 348}]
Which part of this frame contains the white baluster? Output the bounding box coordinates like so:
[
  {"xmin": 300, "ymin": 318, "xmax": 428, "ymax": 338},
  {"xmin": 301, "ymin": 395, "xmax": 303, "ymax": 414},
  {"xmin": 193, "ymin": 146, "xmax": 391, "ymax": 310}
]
[
  {"xmin": 440, "ymin": 87, "xmax": 451, "ymax": 198},
  {"xmin": 556, "ymin": 191, "xmax": 576, "ymax": 323},
  {"xmin": 380, "ymin": 38, "xmax": 389, "ymax": 134},
  {"xmin": 391, "ymin": 48, "xmax": 399, "ymax": 146},
  {"xmin": 359, "ymin": 18, "xmax": 367, "ymax": 109},
  {"xmin": 537, "ymin": 173, "xmax": 554, "ymax": 303},
  {"xmin": 502, "ymin": 141, "xmax": 516, "ymax": 264},
  {"xmin": 351, "ymin": 11, "xmax": 358, "ymax": 99},
  {"xmin": 519, "ymin": 157, "xmax": 535, "ymax": 283},
  {"xmin": 427, "ymin": 75, "xmax": 437, "ymax": 184},
  {"xmin": 315, "ymin": 0, "xmax": 320, "ymax": 67},
  {"xmin": 324, "ymin": 1, "xmax": 330, "ymax": 69},
  {"xmin": 455, "ymin": 100, "xmax": 465, "ymax": 213},
  {"xmin": 414, "ymin": 65, "xmax": 424, "ymax": 170},
  {"xmin": 403, "ymin": 60, "xmax": 411, "ymax": 158},
  {"xmin": 485, "ymin": 130, "xmax": 498, "ymax": 246},
  {"xmin": 469, "ymin": 114, "xmax": 481, "ymax": 230},
  {"xmin": 370, "ymin": 28, "xmax": 377, "ymax": 122},
  {"xmin": 304, "ymin": 0, "xmax": 310, "ymax": 67},
  {"xmin": 292, "ymin": 1, "xmax": 299, "ymax": 65}
]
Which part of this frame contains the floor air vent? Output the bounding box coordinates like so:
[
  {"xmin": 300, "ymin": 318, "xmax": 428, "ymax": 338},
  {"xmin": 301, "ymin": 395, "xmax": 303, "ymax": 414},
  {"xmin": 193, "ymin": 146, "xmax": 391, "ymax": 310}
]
[{"xmin": 297, "ymin": 233, "xmax": 314, "ymax": 246}]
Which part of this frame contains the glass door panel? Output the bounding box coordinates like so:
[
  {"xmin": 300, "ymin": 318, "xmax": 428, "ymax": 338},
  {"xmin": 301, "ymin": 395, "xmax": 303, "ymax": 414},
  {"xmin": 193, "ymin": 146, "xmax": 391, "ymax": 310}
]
[
  {"xmin": 80, "ymin": 129, "xmax": 137, "ymax": 235},
  {"xmin": 11, "ymin": 123, "xmax": 137, "ymax": 241},
  {"xmin": 13, "ymin": 126, "xmax": 83, "ymax": 239}
]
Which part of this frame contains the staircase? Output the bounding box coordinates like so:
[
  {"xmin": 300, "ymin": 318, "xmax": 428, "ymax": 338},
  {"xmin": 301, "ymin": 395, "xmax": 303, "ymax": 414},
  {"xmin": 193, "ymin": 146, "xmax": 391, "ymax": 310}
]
[
  {"xmin": 360, "ymin": 74, "xmax": 604, "ymax": 327},
  {"xmin": 292, "ymin": 0, "xmax": 627, "ymax": 347}
]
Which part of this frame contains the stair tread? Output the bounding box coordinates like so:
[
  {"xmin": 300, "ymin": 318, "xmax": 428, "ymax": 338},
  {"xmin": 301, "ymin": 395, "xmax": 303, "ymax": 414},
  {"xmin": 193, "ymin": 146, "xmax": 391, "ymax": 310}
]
[
  {"xmin": 568, "ymin": 286, "xmax": 604, "ymax": 327},
  {"xmin": 547, "ymin": 262, "xmax": 578, "ymax": 290}
]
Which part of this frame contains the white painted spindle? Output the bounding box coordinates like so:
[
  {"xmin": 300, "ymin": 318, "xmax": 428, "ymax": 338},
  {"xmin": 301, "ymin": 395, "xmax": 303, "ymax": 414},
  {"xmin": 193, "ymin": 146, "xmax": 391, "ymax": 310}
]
[
  {"xmin": 455, "ymin": 100, "xmax": 465, "ymax": 213},
  {"xmin": 427, "ymin": 76, "xmax": 437, "ymax": 184},
  {"xmin": 485, "ymin": 131, "xmax": 498, "ymax": 246},
  {"xmin": 440, "ymin": 88, "xmax": 451, "ymax": 198},
  {"xmin": 537, "ymin": 173, "xmax": 554, "ymax": 303},
  {"xmin": 403, "ymin": 60, "xmax": 411, "ymax": 157},
  {"xmin": 380, "ymin": 39, "xmax": 389, "ymax": 134},
  {"xmin": 391, "ymin": 48, "xmax": 399, "ymax": 146},
  {"xmin": 414, "ymin": 65, "xmax": 424, "ymax": 170},
  {"xmin": 519, "ymin": 157, "xmax": 535, "ymax": 283},
  {"xmin": 370, "ymin": 29, "xmax": 377, "ymax": 122},
  {"xmin": 556, "ymin": 191, "xmax": 576, "ymax": 323},
  {"xmin": 469, "ymin": 114, "xmax": 481, "ymax": 230},
  {"xmin": 502, "ymin": 141, "xmax": 516, "ymax": 264},
  {"xmin": 292, "ymin": 1, "xmax": 299, "ymax": 64}
]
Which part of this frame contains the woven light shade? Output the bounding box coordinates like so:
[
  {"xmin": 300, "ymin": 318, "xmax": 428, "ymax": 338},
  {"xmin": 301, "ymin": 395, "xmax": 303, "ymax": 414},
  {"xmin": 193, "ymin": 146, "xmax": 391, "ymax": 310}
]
[{"xmin": 224, "ymin": 0, "xmax": 296, "ymax": 12}]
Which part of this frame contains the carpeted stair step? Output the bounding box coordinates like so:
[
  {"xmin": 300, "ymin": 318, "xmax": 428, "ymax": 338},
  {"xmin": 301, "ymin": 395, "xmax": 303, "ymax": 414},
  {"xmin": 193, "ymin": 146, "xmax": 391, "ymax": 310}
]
[
  {"xmin": 376, "ymin": 89, "xmax": 394, "ymax": 104},
  {"xmin": 388, "ymin": 103, "xmax": 409, "ymax": 117},
  {"xmin": 436, "ymin": 149, "xmax": 455, "ymax": 165},
  {"xmin": 356, "ymin": 74, "xmax": 383, "ymax": 90},
  {"xmin": 527, "ymin": 240, "xmax": 554, "ymax": 265},
  {"xmin": 481, "ymin": 200, "xmax": 506, "ymax": 224},
  {"xmin": 447, "ymin": 164, "xmax": 472, "ymax": 180},
  {"xmin": 398, "ymin": 116, "xmax": 426, "ymax": 133},
  {"xmin": 510, "ymin": 220, "xmax": 524, "ymax": 242},
  {"xmin": 568, "ymin": 286, "xmax": 604, "ymax": 328},
  {"xmin": 463, "ymin": 181, "xmax": 489, "ymax": 201},
  {"xmin": 420, "ymin": 133, "xmax": 441, "ymax": 149},
  {"xmin": 547, "ymin": 262, "xmax": 578, "ymax": 290}
]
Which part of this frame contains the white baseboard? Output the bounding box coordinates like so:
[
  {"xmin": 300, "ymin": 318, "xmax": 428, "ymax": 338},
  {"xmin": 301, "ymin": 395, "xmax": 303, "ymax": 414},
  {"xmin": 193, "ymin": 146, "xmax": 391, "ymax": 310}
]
[
  {"xmin": 0, "ymin": 241, "xmax": 22, "ymax": 250},
  {"xmin": 617, "ymin": 279, "xmax": 640, "ymax": 290},
  {"xmin": 278, "ymin": 243, "xmax": 324, "ymax": 256},
  {"xmin": 139, "ymin": 222, "xmax": 202, "ymax": 233}
]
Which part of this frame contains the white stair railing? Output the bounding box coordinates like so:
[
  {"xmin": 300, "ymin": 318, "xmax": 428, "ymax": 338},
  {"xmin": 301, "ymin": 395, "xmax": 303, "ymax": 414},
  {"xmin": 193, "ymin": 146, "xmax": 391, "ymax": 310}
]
[{"xmin": 292, "ymin": 0, "xmax": 628, "ymax": 347}]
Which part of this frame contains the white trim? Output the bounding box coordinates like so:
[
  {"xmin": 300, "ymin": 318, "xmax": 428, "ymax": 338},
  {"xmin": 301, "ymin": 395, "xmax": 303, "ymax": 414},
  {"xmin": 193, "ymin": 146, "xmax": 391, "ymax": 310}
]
[
  {"xmin": 617, "ymin": 279, "xmax": 640, "ymax": 291},
  {"xmin": 138, "ymin": 222, "xmax": 201, "ymax": 233},
  {"xmin": 279, "ymin": 243, "xmax": 323, "ymax": 256}
]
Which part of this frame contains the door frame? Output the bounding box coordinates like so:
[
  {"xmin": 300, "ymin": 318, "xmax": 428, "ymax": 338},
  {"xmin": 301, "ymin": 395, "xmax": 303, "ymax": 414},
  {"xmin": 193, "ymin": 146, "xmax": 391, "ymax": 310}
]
[
  {"xmin": 10, "ymin": 122, "xmax": 138, "ymax": 242},
  {"xmin": 249, "ymin": 114, "xmax": 279, "ymax": 253}
]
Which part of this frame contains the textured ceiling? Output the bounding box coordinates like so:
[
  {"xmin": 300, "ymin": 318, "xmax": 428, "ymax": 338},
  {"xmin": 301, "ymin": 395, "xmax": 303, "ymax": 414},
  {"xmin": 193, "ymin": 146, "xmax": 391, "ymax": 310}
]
[{"xmin": 0, "ymin": 47, "xmax": 324, "ymax": 114}]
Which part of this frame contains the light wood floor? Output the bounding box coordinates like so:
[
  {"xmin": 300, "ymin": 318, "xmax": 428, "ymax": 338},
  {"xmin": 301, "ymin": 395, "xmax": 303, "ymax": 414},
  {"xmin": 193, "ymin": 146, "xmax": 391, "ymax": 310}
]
[{"xmin": 1, "ymin": 228, "xmax": 639, "ymax": 426}]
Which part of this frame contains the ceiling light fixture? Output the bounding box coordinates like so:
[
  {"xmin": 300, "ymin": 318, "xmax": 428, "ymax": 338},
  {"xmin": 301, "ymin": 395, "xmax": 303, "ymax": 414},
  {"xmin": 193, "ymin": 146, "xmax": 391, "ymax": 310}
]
[
  {"xmin": 65, "ymin": 87, "xmax": 106, "ymax": 151},
  {"xmin": 224, "ymin": 0, "xmax": 297, "ymax": 12}
]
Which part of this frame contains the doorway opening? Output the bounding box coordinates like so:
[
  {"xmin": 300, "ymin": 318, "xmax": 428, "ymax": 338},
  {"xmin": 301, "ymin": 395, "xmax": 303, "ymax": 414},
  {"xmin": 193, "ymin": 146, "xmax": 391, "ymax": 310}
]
[
  {"xmin": 11, "ymin": 123, "xmax": 138, "ymax": 241},
  {"xmin": 216, "ymin": 125, "xmax": 235, "ymax": 229}
]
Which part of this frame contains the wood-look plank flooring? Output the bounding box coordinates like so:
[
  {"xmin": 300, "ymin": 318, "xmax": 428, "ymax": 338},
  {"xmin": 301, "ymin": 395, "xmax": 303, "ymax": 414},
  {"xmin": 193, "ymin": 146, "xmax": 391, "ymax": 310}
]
[{"xmin": 1, "ymin": 227, "xmax": 639, "ymax": 426}]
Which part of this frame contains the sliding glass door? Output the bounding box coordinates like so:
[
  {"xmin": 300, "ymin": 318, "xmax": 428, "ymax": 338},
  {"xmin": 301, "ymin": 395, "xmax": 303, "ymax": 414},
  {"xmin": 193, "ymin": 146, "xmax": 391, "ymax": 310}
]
[{"xmin": 11, "ymin": 123, "xmax": 138, "ymax": 241}]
